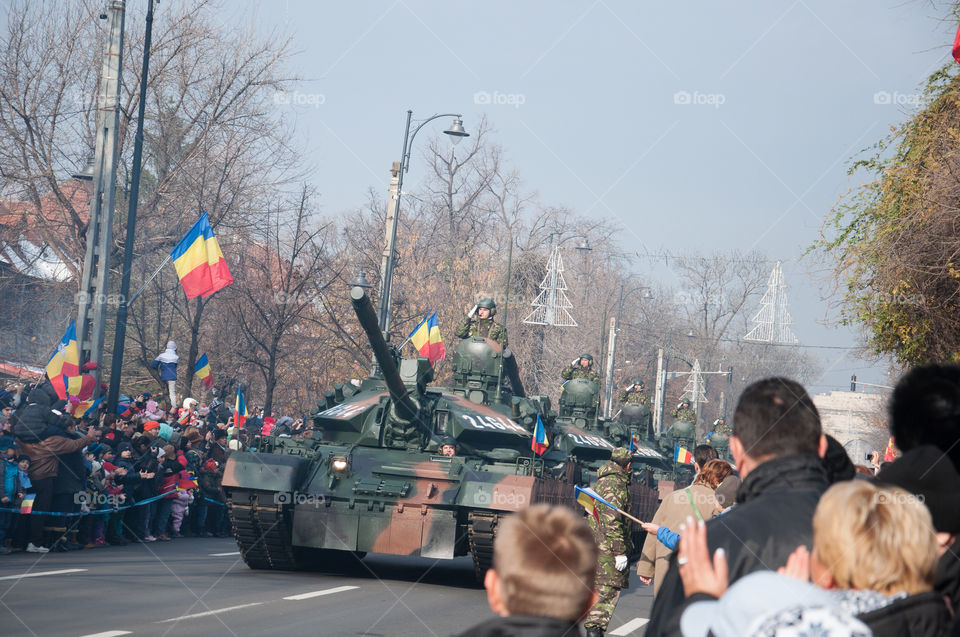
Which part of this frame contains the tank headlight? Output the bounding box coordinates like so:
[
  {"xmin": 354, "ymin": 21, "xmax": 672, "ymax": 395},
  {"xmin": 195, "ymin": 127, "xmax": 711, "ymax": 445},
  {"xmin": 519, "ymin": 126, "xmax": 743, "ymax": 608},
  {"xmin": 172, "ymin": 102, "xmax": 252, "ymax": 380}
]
[{"xmin": 331, "ymin": 457, "xmax": 349, "ymax": 472}]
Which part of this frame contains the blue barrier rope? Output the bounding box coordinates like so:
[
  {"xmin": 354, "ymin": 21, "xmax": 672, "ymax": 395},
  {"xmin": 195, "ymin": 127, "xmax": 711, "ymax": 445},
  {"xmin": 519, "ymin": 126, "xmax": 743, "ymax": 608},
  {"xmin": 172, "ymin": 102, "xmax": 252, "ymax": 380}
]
[{"xmin": 0, "ymin": 490, "xmax": 226, "ymax": 516}]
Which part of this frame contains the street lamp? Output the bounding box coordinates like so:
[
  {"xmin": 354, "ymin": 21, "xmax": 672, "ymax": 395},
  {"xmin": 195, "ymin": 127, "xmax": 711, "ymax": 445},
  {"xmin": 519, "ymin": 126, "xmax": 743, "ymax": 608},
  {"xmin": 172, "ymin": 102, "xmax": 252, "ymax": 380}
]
[
  {"xmin": 376, "ymin": 110, "xmax": 468, "ymax": 342},
  {"xmin": 72, "ymin": 156, "xmax": 95, "ymax": 181},
  {"xmin": 349, "ymin": 271, "xmax": 372, "ymax": 289}
]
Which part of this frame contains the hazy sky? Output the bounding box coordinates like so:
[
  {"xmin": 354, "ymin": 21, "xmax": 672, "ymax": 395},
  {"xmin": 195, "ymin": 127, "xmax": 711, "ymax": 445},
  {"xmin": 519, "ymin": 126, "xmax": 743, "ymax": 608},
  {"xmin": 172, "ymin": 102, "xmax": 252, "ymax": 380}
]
[{"xmin": 202, "ymin": 2, "xmax": 957, "ymax": 391}]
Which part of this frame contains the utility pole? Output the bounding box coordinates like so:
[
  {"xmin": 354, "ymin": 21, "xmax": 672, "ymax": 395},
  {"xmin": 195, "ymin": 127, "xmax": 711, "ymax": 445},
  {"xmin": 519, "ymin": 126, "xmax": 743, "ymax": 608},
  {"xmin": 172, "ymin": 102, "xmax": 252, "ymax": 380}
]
[
  {"xmin": 76, "ymin": 0, "xmax": 125, "ymax": 373},
  {"xmin": 372, "ymin": 161, "xmax": 401, "ymax": 375},
  {"xmin": 602, "ymin": 315, "xmax": 616, "ymax": 418},
  {"xmin": 107, "ymin": 0, "xmax": 154, "ymax": 413}
]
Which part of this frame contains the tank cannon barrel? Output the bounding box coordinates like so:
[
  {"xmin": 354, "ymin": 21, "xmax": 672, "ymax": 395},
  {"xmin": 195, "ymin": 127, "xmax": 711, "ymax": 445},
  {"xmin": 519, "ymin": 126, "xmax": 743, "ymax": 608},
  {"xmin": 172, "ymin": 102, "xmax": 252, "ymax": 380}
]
[
  {"xmin": 502, "ymin": 349, "xmax": 525, "ymax": 397},
  {"xmin": 350, "ymin": 286, "xmax": 418, "ymax": 420}
]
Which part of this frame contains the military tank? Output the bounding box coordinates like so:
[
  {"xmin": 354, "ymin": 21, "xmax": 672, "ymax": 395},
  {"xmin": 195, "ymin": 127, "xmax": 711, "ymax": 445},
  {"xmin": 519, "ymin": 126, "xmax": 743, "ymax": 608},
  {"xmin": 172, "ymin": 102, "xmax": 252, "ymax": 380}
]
[{"xmin": 223, "ymin": 287, "xmax": 578, "ymax": 579}]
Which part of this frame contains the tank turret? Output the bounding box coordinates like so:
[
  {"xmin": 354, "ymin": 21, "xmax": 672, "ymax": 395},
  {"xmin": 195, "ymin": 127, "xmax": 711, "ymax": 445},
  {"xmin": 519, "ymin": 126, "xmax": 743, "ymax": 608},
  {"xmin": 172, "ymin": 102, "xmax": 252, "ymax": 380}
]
[{"xmin": 558, "ymin": 378, "xmax": 599, "ymax": 425}]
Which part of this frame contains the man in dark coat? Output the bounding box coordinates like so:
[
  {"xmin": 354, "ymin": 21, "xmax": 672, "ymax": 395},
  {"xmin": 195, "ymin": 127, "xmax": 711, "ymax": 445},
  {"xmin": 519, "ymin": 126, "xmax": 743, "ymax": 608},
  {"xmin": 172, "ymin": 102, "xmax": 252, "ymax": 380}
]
[{"xmin": 644, "ymin": 377, "xmax": 829, "ymax": 636}]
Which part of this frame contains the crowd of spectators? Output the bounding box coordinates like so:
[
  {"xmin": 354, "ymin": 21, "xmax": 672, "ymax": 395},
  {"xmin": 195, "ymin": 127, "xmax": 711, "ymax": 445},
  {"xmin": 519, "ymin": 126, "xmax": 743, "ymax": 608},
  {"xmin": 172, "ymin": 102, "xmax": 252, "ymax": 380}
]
[
  {"xmin": 0, "ymin": 380, "xmax": 308, "ymax": 555},
  {"xmin": 455, "ymin": 363, "xmax": 960, "ymax": 637}
]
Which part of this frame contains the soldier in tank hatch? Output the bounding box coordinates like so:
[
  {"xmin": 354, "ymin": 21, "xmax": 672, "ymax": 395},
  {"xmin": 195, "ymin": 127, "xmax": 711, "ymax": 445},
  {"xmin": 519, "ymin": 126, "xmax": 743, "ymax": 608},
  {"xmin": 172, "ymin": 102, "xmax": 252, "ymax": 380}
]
[
  {"xmin": 455, "ymin": 297, "xmax": 507, "ymax": 347},
  {"xmin": 561, "ymin": 353, "xmax": 600, "ymax": 383}
]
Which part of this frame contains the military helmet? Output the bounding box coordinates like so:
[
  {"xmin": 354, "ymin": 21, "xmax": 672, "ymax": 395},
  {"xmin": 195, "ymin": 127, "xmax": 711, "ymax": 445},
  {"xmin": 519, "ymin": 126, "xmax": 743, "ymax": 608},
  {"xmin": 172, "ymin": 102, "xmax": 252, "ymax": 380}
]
[
  {"xmin": 680, "ymin": 397, "xmax": 691, "ymax": 406},
  {"xmin": 633, "ymin": 378, "xmax": 644, "ymax": 387},
  {"xmin": 440, "ymin": 435, "xmax": 457, "ymax": 447},
  {"xmin": 477, "ymin": 297, "xmax": 496, "ymax": 316},
  {"xmin": 580, "ymin": 353, "xmax": 594, "ymax": 362},
  {"xmin": 610, "ymin": 447, "xmax": 632, "ymax": 466}
]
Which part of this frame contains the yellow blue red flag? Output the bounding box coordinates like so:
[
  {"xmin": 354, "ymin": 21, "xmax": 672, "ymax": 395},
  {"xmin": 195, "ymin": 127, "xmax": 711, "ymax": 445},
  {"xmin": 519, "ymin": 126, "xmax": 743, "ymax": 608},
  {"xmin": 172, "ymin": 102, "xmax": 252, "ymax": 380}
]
[
  {"xmin": 408, "ymin": 312, "xmax": 445, "ymax": 364},
  {"xmin": 531, "ymin": 414, "xmax": 549, "ymax": 456},
  {"xmin": 674, "ymin": 445, "xmax": 693, "ymax": 464},
  {"xmin": 194, "ymin": 354, "xmax": 213, "ymax": 387},
  {"xmin": 170, "ymin": 212, "xmax": 233, "ymax": 299},
  {"xmin": 234, "ymin": 386, "xmax": 248, "ymax": 427},
  {"xmin": 46, "ymin": 320, "xmax": 80, "ymax": 379}
]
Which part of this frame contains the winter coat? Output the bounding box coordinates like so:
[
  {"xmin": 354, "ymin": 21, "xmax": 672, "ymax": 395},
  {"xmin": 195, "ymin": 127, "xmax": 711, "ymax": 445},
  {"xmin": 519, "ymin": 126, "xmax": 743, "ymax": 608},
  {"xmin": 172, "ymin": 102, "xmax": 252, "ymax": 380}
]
[
  {"xmin": 14, "ymin": 386, "xmax": 66, "ymax": 443},
  {"xmin": 151, "ymin": 341, "xmax": 179, "ymax": 382},
  {"xmin": 636, "ymin": 483, "xmax": 717, "ymax": 595},
  {"xmin": 857, "ymin": 590, "xmax": 952, "ymax": 637},
  {"xmin": 52, "ymin": 433, "xmax": 87, "ymax": 495},
  {"xmin": 158, "ymin": 458, "xmax": 181, "ymax": 498},
  {"xmin": 454, "ymin": 615, "xmax": 583, "ymax": 637},
  {"xmin": 18, "ymin": 434, "xmax": 96, "ymax": 481},
  {"xmin": 1, "ymin": 458, "xmax": 20, "ymax": 502},
  {"xmin": 645, "ymin": 453, "xmax": 830, "ymax": 637},
  {"xmin": 934, "ymin": 537, "xmax": 960, "ymax": 616}
]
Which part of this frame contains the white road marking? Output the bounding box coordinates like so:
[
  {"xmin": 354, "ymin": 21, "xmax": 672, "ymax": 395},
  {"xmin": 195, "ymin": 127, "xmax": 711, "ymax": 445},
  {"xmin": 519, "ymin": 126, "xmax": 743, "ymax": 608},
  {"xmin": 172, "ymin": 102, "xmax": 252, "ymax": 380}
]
[
  {"xmin": 283, "ymin": 585, "xmax": 359, "ymax": 600},
  {"xmin": 208, "ymin": 551, "xmax": 241, "ymax": 556},
  {"xmin": 0, "ymin": 568, "xmax": 87, "ymax": 581},
  {"xmin": 159, "ymin": 602, "xmax": 263, "ymax": 622},
  {"xmin": 609, "ymin": 617, "xmax": 649, "ymax": 635},
  {"xmin": 79, "ymin": 631, "xmax": 132, "ymax": 637}
]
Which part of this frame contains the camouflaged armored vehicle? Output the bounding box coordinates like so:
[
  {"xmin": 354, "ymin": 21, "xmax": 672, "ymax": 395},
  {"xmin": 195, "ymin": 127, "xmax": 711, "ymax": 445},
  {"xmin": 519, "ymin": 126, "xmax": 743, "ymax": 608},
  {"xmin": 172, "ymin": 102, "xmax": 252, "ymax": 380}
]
[{"xmin": 223, "ymin": 287, "xmax": 580, "ymax": 579}]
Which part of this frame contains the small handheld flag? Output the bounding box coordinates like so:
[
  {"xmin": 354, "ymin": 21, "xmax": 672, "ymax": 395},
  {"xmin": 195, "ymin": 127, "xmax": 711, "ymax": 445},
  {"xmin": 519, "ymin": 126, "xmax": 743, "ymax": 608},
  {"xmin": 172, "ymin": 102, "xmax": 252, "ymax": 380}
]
[
  {"xmin": 46, "ymin": 320, "xmax": 80, "ymax": 379},
  {"xmin": 674, "ymin": 445, "xmax": 693, "ymax": 464},
  {"xmin": 576, "ymin": 486, "xmax": 600, "ymax": 524},
  {"xmin": 194, "ymin": 353, "xmax": 213, "ymax": 387},
  {"xmin": 883, "ymin": 437, "xmax": 897, "ymax": 462},
  {"xmin": 408, "ymin": 312, "xmax": 446, "ymax": 364},
  {"xmin": 234, "ymin": 386, "xmax": 248, "ymax": 427},
  {"xmin": 170, "ymin": 212, "xmax": 233, "ymax": 299},
  {"xmin": 531, "ymin": 414, "xmax": 549, "ymax": 456},
  {"xmin": 574, "ymin": 485, "xmax": 643, "ymax": 524},
  {"xmin": 20, "ymin": 494, "xmax": 36, "ymax": 514}
]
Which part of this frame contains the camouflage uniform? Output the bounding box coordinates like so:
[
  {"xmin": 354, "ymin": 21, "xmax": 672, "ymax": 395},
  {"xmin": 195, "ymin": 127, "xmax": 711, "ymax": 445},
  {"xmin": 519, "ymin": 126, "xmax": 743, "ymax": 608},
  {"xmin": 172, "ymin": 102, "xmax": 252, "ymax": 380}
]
[
  {"xmin": 560, "ymin": 364, "xmax": 599, "ymax": 383},
  {"xmin": 584, "ymin": 448, "xmax": 633, "ymax": 635},
  {"xmin": 618, "ymin": 387, "xmax": 650, "ymax": 406},
  {"xmin": 671, "ymin": 405, "xmax": 697, "ymax": 423},
  {"xmin": 454, "ymin": 316, "xmax": 507, "ymax": 348}
]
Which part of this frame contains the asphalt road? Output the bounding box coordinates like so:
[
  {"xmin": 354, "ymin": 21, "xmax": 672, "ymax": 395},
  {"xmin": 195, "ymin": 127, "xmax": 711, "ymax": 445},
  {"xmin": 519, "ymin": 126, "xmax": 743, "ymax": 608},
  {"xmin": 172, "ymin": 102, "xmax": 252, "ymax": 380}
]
[{"xmin": 0, "ymin": 538, "xmax": 654, "ymax": 636}]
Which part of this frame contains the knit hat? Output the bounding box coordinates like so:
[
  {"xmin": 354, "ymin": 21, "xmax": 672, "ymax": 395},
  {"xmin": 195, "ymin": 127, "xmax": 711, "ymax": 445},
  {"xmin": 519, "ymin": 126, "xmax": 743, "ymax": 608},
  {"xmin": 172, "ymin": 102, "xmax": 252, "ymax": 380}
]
[
  {"xmin": 875, "ymin": 445, "xmax": 960, "ymax": 533},
  {"xmin": 143, "ymin": 421, "xmax": 160, "ymax": 432},
  {"xmin": 117, "ymin": 442, "xmax": 133, "ymax": 454},
  {"xmin": 198, "ymin": 404, "xmax": 209, "ymax": 416}
]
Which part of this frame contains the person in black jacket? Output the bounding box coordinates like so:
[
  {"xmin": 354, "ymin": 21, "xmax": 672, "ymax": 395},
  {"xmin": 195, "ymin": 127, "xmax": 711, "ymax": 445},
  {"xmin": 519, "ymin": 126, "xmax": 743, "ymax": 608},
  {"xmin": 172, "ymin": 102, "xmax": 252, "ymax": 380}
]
[
  {"xmin": 644, "ymin": 377, "xmax": 829, "ymax": 636},
  {"xmin": 885, "ymin": 364, "xmax": 960, "ymax": 617},
  {"xmin": 455, "ymin": 504, "xmax": 599, "ymax": 637}
]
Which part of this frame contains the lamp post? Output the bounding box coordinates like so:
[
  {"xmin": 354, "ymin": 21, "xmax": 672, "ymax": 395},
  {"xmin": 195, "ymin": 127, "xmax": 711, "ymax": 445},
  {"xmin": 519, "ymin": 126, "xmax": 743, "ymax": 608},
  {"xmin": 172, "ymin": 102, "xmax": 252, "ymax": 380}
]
[
  {"xmin": 602, "ymin": 283, "xmax": 652, "ymax": 418},
  {"xmin": 372, "ymin": 110, "xmax": 467, "ymax": 372}
]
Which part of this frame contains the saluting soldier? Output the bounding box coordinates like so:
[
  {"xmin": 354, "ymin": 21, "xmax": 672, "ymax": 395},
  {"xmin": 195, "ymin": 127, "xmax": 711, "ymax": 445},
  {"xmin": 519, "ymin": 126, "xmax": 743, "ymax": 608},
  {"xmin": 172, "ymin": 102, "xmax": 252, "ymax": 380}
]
[
  {"xmin": 671, "ymin": 397, "xmax": 697, "ymax": 423},
  {"xmin": 618, "ymin": 378, "xmax": 650, "ymax": 406},
  {"xmin": 561, "ymin": 353, "xmax": 600, "ymax": 383},
  {"xmin": 584, "ymin": 447, "xmax": 633, "ymax": 637},
  {"xmin": 454, "ymin": 297, "xmax": 507, "ymax": 347}
]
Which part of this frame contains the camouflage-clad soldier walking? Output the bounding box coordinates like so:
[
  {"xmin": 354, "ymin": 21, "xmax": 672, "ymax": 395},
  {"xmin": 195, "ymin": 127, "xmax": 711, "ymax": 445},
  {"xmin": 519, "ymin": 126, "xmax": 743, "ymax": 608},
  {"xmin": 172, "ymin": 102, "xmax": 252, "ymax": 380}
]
[
  {"xmin": 454, "ymin": 297, "xmax": 507, "ymax": 347},
  {"xmin": 584, "ymin": 447, "xmax": 633, "ymax": 637},
  {"xmin": 618, "ymin": 378, "xmax": 649, "ymax": 406},
  {"xmin": 561, "ymin": 353, "xmax": 599, "ymax": 383}
]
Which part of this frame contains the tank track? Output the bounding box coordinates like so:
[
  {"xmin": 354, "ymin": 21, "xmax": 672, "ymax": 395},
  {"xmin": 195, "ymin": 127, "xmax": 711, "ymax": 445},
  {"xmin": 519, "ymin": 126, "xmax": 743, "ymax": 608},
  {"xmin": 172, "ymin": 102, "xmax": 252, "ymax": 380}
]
[
  {"xmin": 227, "ymin": 490, "xmax": 298, "ymax": 570},
  {"xmin": 467, "ymin": 511, "xmax": 501, "ymax": 581}
]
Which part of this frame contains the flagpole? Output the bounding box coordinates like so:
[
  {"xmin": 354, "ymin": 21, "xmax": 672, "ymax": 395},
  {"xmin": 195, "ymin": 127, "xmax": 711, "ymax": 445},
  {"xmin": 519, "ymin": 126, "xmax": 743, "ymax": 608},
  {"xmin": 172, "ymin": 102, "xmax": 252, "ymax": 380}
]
[{"xmin": 127, "ymin": 254, "xmax": 171, "ymax": 306}]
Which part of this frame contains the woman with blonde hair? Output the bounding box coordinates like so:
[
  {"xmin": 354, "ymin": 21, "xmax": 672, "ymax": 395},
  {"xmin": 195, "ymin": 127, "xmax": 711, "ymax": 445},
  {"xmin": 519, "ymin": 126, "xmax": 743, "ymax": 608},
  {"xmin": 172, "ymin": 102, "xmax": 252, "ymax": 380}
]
[{"xmin": 677, "ymin": 480, "xmax": 952, "ymax": 636}]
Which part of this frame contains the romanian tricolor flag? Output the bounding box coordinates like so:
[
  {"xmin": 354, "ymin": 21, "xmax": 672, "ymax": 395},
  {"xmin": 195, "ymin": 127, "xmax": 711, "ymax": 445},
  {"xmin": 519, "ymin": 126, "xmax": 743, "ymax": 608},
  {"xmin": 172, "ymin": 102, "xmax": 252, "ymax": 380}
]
[
  {"xmin": 195, "ymin": 354, "xmax": 213, "ymax": 387},
  {"xmin": 20, "ymin": 494, "xmax": 35, "ymax": 515},
  {"xmin": 674, "ymin": 445, "xmax": 693, "ymax": 464},
  {"xmin": 234, "ymin": 386, "xmax": 248, "ymax": 428},
  {"xmin": 170, "ymin": 212, "xmax": 233, "ymax": 299},
  {"xmin": 576, "ymin": 485, "xmax": 600, "ymax": 525},
  {"xmin": 408, "ymin": 312, "xmax": 445, "ymax": 364},
  {"xmin": 177, "ymin": 471, "xmax": 199, "ymax": 491},
  {"xmin": 46, "ymin": 320, "xmax": 80, "ymax": 379},
  {"xmin": 531, "ymin": 414, "xmax": 549, "ymax": 456}
]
